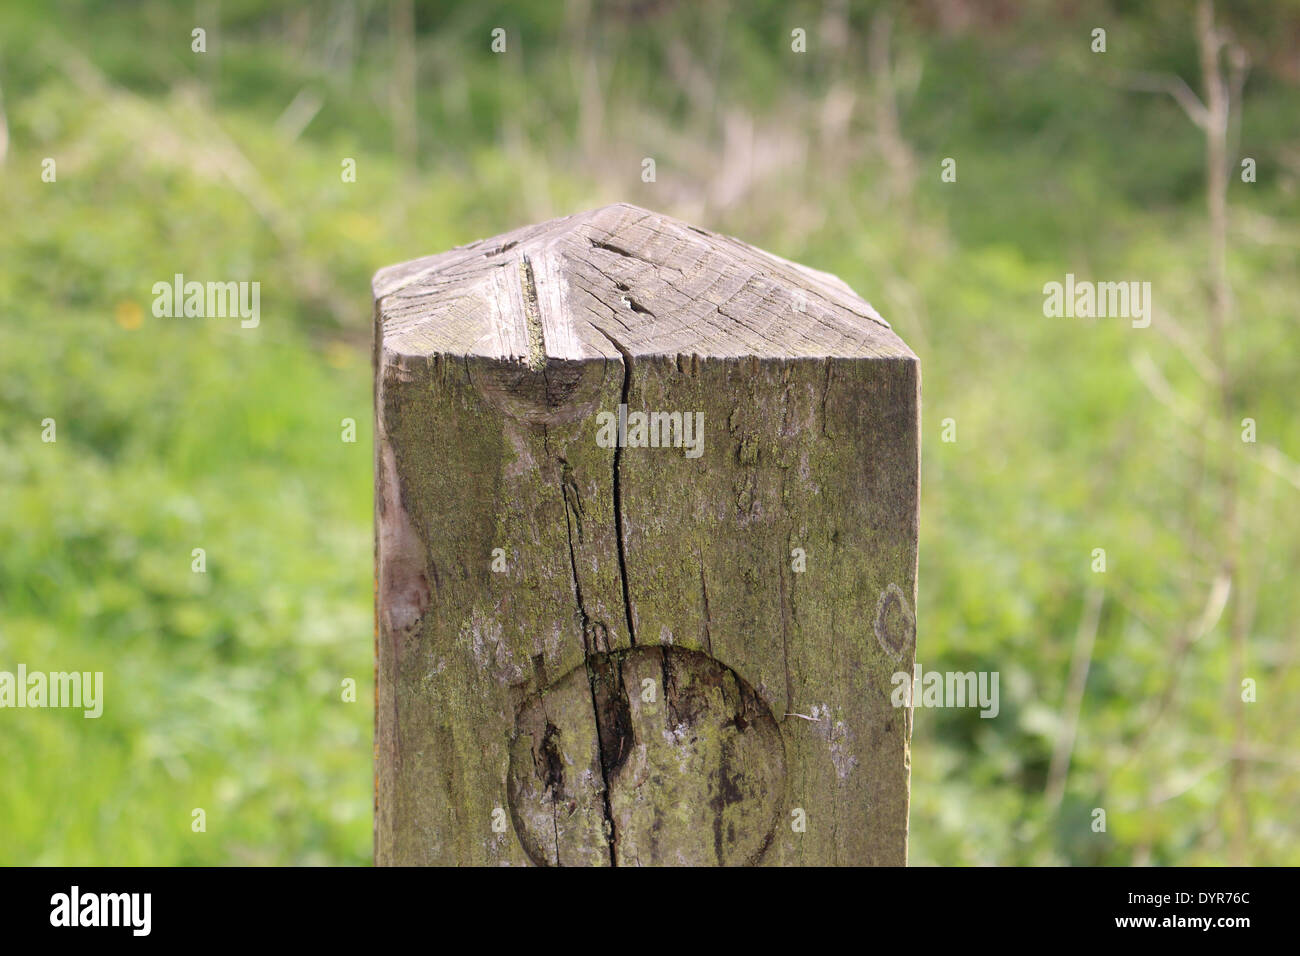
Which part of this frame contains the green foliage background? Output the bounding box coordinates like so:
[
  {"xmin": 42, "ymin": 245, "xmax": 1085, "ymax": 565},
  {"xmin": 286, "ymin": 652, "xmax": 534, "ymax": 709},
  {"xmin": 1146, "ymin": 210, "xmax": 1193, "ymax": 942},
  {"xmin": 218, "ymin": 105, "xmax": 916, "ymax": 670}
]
[{"xmin": 1, "ymin": 0, "xmax": 1297, "ymax": 865}]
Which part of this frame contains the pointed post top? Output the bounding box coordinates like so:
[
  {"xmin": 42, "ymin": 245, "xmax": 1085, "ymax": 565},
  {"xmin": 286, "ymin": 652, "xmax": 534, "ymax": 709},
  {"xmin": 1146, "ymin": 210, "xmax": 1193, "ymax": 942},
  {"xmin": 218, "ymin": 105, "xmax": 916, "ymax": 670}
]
[{"xmin": 373, "ymin": 203, "xmax": 912, "ymax": 364}]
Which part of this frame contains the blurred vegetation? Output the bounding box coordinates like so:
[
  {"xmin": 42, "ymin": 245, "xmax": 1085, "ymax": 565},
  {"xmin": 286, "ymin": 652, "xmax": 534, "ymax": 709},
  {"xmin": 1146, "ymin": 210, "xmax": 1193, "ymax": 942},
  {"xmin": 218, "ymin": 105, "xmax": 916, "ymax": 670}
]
[{"xmin": 1, "ymin": 0, "xmax": 1297, "ymax": 865}]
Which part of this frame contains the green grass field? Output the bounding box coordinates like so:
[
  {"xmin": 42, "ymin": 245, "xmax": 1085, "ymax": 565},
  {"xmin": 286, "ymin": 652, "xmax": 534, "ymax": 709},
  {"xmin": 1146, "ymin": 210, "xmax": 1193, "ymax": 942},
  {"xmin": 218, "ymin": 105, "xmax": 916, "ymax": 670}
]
[{"xmin": 1, "ymin": 0, "xmax": 1298, "ymax": 865}]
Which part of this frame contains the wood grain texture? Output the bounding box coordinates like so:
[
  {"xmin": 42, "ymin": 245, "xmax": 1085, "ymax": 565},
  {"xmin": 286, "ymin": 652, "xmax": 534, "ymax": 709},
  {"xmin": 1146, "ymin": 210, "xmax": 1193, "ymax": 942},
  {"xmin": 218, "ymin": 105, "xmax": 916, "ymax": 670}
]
[{"xmin": 374, "ymin": 203, "xmax": 919, "ymax": 866}]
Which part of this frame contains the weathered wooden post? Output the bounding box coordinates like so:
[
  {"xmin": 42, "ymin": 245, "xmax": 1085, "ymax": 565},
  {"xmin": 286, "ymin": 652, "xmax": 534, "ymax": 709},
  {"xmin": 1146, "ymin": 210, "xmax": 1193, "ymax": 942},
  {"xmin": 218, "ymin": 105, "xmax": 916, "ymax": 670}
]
[{"xmin": 373, "ymin": 203, "xmax": 919, "ymax": 866}]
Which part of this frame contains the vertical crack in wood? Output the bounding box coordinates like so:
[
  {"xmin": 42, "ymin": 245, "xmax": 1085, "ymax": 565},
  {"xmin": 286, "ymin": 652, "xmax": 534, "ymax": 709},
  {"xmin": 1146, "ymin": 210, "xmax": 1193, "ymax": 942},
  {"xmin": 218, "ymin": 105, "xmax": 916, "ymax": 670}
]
[
  {"xmin": 540, "ymin": 719, "xmax": 563, "ymax": 866},
  {"xmin": 556, "ymin": 454, "xmax": 620, "ymax": 866},
  {"xmin": 698, "ymin": 553, "xmax": 714, "ymax": 656},
  {"xmin": 518, "ymin": 253, "xmax": 547, "ymax": 373},
  {"xmin": 820, "ymin": 362, "xmax": 832, "ymax": 438},
  {"xmin": 661, "ymin": 646, "xmax": 677, "ymax": 730},
  {"xmin": 588, "ymin": 322, "xmax": 638, "ymax": 648}
]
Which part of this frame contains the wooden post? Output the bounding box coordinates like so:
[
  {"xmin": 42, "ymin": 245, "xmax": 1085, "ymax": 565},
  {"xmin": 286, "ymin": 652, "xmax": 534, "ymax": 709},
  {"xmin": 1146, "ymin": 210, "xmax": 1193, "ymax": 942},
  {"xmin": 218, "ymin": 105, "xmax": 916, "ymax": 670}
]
[{"xmin": 373, "ymin": 204, "xmax": 919, "ymax": 866}]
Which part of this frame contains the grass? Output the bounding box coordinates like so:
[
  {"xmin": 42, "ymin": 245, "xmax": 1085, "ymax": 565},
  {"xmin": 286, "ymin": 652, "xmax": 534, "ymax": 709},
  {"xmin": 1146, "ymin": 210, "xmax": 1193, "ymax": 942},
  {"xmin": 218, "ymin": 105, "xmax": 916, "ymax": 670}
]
[{"xmin": 1, "ymin": 0, "xmax": 1298, "ymax": 865}]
